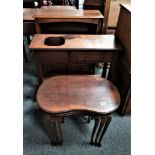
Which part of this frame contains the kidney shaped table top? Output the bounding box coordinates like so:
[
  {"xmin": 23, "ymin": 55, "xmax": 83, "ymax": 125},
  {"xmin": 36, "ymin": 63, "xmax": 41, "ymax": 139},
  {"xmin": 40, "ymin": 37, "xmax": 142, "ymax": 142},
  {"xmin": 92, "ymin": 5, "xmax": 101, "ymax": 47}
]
[{"xmin": 37, "ymin": 75, "xmax": 120, "ymax": 115}]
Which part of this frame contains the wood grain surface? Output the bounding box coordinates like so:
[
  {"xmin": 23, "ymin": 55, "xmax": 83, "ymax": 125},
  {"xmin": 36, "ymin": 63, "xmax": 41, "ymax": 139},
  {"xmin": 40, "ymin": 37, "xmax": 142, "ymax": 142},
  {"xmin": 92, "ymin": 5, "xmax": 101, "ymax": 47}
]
[
  {"xmin": 23, "ymin": 8, "xmax": 103, "ymax": 21},
  {"xmin": 37, "ymin": 75, "xmax": 120, "ymax": 114},
  {"xmin": 29, "ymin": 34, "xmax": 122, "ymax": 50}
]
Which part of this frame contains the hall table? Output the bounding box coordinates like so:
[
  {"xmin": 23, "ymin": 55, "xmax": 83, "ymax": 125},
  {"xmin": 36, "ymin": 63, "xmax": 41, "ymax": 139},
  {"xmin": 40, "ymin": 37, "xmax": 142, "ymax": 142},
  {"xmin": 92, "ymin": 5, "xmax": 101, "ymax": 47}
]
[
  {"xmin": 23, "ymin": 8, "xmax": 104, "ymax": 35},
  {"xmin": 29, "ymin": 34, "xmax": 122, "ymax": 82},
  {"xmin": 29, "ymin": 34, "xmax": 122, "ymax": 146}
]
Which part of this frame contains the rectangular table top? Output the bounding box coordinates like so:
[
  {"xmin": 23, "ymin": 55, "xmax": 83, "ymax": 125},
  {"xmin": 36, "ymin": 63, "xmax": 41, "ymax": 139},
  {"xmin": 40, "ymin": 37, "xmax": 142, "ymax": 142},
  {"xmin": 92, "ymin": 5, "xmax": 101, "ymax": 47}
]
[
  {"xmin": 23, "ymin": 8, "xmax": 103, "ymax": 21},
  {"xmin": 29, "ymin": 34, "xmax": 122, "ymax": 51}
]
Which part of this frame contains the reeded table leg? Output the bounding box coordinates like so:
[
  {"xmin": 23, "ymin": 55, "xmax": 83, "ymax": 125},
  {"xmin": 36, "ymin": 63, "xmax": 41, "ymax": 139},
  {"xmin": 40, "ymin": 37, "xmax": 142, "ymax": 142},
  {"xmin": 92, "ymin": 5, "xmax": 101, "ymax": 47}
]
[
  {"xmin": 94, "ymin": 115, "xmax": 107, "ymax": 146},
  {"xmin": 97, "ymin": 115, "xmax": 112, "ymax": 147},
  {"xmin": 90, "ymin": 114, "xmax": 112, "ymax": 147},
  {"xmin": 48, "ymin": 115, "xmax": 63, "ymax": 146},
  {"xmin": 90, "ymin": 116, "xmax": 100, "ymax": 145},
  {"xmin": 47, "ymin": 114, "xmax": 56, "ymax": 145}
]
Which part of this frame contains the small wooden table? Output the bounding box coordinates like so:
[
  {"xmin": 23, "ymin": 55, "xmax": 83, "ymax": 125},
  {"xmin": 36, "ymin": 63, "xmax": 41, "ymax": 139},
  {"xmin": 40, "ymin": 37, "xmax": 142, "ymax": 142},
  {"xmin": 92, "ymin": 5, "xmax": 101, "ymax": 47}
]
[
  {"xmin": 29, "ymin": 34, "xmax": 122, "ymax": 82},
  {"xmin": 36, "ymin": 75, "xmax": 120, "ymax": 146},
  {"xmin": 30, "ymin": 34, "xmax": 122, "ymax": 146},
  {"xmin": 23, "ymin": 8, "xmax": 104, "ymax": 34}
]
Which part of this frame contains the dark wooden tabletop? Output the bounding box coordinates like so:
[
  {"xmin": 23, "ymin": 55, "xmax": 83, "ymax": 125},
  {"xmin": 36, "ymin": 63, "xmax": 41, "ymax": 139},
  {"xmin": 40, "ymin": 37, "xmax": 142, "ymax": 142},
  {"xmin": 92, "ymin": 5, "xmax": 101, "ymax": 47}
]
[
  {"xmin": 29, "ymin": 34, "xmax": 122, "ymax": 50},
  {"xmin": 37, "ymin": 75, "xmax": 120, "ymax": 114}
]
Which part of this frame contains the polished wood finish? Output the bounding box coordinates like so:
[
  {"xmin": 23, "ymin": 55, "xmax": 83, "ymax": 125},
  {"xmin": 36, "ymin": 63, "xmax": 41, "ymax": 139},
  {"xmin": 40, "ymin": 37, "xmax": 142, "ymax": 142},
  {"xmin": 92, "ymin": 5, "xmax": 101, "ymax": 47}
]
[
  {"xmin": 114, "ymin": 4, "xmax": 131, "ymax": 115},
  {"xmin": 23, "ymin": 8, "xmax": 40, "ymax": 21},
  {"xmin": 103, "ymin": 0, "xmax": 111, "ymax": 33},
  {"xmin": 29, "ymin": 34, "xmax": 122, "ymax": 81},
  {"xmin": 32, "ymin": 33, "xmax": 122, "ymax": 146},
  {"xmin": 34, "ymin": 10, "xmax": 103, "ymax": 34},
  {"xmin": 37, "ymin": 75, "xmax": 120, "ymax": 113},
  {"xmin": 23, "ymin": 9, "xmax": 103, "ymax": 20},
  {"xmin": 23, "ymin": 6, "xmax": 103, "ymax": 63},
  {"xmin": 23, "ymin": 8, "xmax": 103, "ymax": 34},
  {"xmin": 83, "ymin": 0, "xmax": 111, "ymax": 33},
  {"xmin": 37, "ymin": 75, "xmax": 120, "ymax": 146},
  {"xmin": 108, "ymin": 0, "xmax": 130, "ymax": 28},
  {"xmin": 90, "ymin": 114, "xmax": 111, "ymax": 146},
  {"xmin": 29, "ymin": 34, "xmax": 121, "ymax": 50},
  {"xmin": 23, "ymin": 6, "xmax": 77, "ymax": 35}
]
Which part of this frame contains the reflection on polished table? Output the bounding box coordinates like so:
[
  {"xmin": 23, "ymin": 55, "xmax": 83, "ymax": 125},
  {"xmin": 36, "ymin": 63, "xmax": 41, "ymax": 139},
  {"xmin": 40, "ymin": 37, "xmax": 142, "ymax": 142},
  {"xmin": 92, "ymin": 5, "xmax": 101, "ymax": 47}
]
[
  {"xmin": 36, "ymin": 75, "xmax": 120, "ymax": 146},
  {"xmin": 29, "ymin": 33, "xmax": 122, "ymax": 146}
]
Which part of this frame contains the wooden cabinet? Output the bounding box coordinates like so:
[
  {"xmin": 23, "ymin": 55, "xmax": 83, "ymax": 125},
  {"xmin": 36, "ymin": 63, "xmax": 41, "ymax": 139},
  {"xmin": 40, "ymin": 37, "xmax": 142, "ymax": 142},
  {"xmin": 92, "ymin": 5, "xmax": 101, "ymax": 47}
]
[{"xmin": 114, "ymin": 4, "xmax": 131, "ymax": 115}]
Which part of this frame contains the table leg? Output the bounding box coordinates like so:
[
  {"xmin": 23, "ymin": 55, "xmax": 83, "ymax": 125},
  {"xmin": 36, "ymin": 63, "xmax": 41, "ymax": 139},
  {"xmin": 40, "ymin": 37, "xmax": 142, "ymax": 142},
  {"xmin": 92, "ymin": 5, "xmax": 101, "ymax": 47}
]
[
  {"xmin": 55, "ymin": 116, "xmax": 63, "ymax": 144},
  {"xmin": 96, "ymin": 18, "xmax": 103, "ymax": 34},
  {"xmin": 23, "ymin": 41, "xmax": 28, "ymax": 63},
  {"xmin": 50, "ymin": 115, "xmax": 63, "ymax": 145},
  {"xmin": 97, "ymin": 115, "xmax": 112, "ymax": 147},
  {"xmin": 94, "ymin": 115, "xmax": 107, "ymax": 146},
  {"xmin": 27, "ymin": 36, "xmax": 32, "ymax": 53},
  {"xmin": 90, "ymin": 116, "xmax": 100, "ymax": 145},
  {"xmin": 46, "ymin": 114, "xmax": 55, "ymax": 145}
]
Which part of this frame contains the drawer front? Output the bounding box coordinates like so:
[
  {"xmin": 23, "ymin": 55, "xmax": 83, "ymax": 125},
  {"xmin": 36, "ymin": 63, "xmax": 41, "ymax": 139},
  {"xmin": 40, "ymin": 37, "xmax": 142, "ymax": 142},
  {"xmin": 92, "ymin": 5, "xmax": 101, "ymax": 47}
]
[
  {"xmin": 41, "ymin": 63, "xmax": 68, "ymax": 75},
  {"xmin": 70, "ymin": 51, "xmax": 113, "ymax": 63},
  {"xmin": 70, "ymin": 64, "xmax": 95, "ymax": 74},
  {"xmin": 38, "ymin": 51, "xmax": 69, "ymax": 63}
]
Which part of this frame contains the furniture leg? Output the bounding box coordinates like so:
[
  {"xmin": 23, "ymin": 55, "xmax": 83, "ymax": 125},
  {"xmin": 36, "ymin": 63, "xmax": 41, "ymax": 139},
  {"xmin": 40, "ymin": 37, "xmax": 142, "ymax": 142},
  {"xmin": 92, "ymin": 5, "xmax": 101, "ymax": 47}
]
[
  {"xmin": 94, "ymin": 115, "xmax": 107, "ymax": 146},
  {"xmin": 50, "ymin": 115, "xmax": 63, "ymax": 145},
  {"xmin": 60, "ymin": 116, "xmax": 64, "ymax": 123},
  {"xmin": 96, "ymin": 18, "xmax": 103, "ymax": 34},
  {"xmin": 90, "ymin": 116, "xmax": 100, "ymax": 145},
  {"xmin": 55, "ymin": 116, "xmax": 63, "ymax": 145},
  {"xmin": 101, "ymin": 63, "xmax": 108, "ymax": 78},
  {"xmin": 51, "ymin": 115, "xmax": 59, "ymax": 145},
  {"xmin": 47, "ymin": 114, "xmax": 57, "ymax": 145},
  {"xmin": 23, "ymin": 41, "xmax": 28, "ymax": 63},
  {"xmin": 97, "ymin": 115, "xmax": 112, "ymax": 147},
  {"xmin": 27, "ymin": 36, "xmax": 32, "ymax": 53}
]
